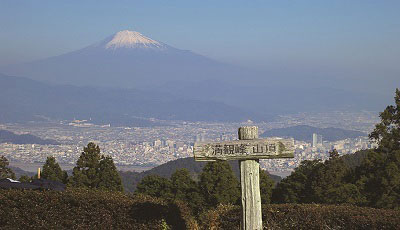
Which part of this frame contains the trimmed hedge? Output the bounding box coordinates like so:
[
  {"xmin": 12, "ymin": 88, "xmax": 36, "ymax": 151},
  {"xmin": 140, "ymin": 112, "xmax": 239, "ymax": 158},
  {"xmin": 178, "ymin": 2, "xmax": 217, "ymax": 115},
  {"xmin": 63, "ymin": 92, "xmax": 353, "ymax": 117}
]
[
  {"xmin": 0, "ymin": 189, "xmax": 198, "ymax": 229},
  {"xmin": 199, "ymin": 204, "xmax": 400, "ymax": 230},
  {"xmin": 2, "ymin": 189, "xmax": 400, "ymax": 229}
]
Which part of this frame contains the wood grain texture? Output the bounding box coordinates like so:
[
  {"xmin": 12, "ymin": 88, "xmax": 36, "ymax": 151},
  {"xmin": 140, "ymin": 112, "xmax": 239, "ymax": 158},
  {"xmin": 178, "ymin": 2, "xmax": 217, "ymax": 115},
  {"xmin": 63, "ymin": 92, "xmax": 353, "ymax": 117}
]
[
  {"xmin": 193, "ymin": 126, "xmax": 294, "ymax": 229},
  {"xmin": 240, "ymin": 160, "xmax": 262, "ymax": 230},
  {"xmin": 238, "ymin": 126, "xmax": 258, "ymax": 140},
  {"xmin": 194, "ymin": 138, "xmax": 294, "ymax": 161},
  {"xmin": 239, "ymin": 126, "xmax": 262, "ymax": 230}
]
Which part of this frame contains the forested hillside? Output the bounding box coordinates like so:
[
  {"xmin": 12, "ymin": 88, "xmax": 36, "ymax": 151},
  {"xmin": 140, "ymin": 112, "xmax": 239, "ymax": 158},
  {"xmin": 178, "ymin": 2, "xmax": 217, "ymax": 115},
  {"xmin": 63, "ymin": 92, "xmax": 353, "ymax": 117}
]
[
  {"xmin": 0, "ymin": 130, "xmax": 59, "ymax": 145},
  {"xmin": 119, "ymin": 157, "xmax": 281, "ymax": 193},
  {"xmin": 261, "ymin": 125, "xmax": 366, "ymax": 142}
]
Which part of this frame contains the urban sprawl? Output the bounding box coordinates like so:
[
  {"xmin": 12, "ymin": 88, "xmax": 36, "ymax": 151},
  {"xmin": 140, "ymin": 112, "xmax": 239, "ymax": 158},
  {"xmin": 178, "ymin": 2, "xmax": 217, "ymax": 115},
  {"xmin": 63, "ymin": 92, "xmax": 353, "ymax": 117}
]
[{"xmin": 0, "ymin": 111, "xmax": 379, "ymax": 175}]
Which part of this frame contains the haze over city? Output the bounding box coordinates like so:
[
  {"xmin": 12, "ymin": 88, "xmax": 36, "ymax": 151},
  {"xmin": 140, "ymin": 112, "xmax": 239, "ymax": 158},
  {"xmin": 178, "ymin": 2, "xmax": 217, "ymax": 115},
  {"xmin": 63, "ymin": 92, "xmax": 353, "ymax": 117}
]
[
  {"xmin": 1, "ymin": 1, "xmax": 400, "ymax": 228},
  {"xmin": 0, "ymin": 0, "xmax": 399, "ymax": 171}
]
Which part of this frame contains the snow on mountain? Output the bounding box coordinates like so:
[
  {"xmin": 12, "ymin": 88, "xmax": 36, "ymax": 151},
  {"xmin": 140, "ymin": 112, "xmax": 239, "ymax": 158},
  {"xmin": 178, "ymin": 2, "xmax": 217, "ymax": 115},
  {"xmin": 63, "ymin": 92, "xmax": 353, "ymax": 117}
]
[
  {"xmin": 0, "ymin": 30, "xmax": 387, "ymax": 119},
  {"xmin": 104, "ymin": 30, "xmax": 165, "ymax": 50},
  {"xmin": 2, "ymin": 30, "xmax": 245, "ymax": 88}
]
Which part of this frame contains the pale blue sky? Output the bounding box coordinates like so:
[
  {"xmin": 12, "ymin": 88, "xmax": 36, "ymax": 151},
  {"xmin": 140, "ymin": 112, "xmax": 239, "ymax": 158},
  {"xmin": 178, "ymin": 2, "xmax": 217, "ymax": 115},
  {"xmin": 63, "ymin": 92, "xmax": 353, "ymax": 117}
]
[{"xmin": 0, "ymin": 0, "xmax": 399, "ymax": 91}]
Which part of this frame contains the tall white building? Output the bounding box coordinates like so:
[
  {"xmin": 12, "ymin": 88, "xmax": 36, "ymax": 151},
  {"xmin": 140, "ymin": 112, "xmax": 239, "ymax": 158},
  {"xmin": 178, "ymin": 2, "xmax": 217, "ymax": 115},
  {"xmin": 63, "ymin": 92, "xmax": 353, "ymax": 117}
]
[
  {"xmin": 312, "ymin": 133, "xmax": 318, "ymax": 147},
  {"xmin": 312, "ymin": 133, "xmax": 323, "ymax": 148}
]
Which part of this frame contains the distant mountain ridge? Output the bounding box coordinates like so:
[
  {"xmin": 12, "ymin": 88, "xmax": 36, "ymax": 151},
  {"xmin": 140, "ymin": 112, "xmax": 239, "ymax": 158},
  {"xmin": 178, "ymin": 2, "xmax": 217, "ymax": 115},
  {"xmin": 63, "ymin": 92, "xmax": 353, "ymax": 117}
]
[
  {"xmin": 0, "ymin": 130, "xmax": 60, "ymax": 145},
  {"xmin": 0, "ymin": 73, "xmax": 259, "ymax": 123},
  {"xmin": 261, "ymin": 125, "xmax": 366, "ymax": 142},
  {"xmin": 8, "ymin": 166, "xmax": 36, "ymax": 179},
  {"xmin": 3, "ymin": 30, "xmax": 246, "ymax": 89},
  {"xmin": 1, "ymin": 30, "xmax": 392, "ymax": 117}
]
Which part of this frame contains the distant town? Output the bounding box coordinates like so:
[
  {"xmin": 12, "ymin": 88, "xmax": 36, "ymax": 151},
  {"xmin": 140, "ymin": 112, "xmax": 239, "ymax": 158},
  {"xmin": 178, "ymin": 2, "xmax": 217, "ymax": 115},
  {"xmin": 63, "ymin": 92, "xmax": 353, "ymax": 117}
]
[{"xmin": 0, "ymin": 111, "xmax": 379, "ymax": 176}]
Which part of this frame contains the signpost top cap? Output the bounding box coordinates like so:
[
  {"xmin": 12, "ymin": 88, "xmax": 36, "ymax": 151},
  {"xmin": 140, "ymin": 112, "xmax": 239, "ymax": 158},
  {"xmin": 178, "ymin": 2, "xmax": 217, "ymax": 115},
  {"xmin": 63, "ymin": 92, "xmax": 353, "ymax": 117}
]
[{"xmin": 238, "ymin": 126, "xmax": 258, "ymax": 140}]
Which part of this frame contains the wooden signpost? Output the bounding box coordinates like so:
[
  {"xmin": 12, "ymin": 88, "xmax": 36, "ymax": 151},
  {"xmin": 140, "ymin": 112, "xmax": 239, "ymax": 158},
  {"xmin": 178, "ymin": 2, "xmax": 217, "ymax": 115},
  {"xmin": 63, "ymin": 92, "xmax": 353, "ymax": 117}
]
[{"xmin": 194, "ymin": 126, "xmax": 294, "ymax": 230}]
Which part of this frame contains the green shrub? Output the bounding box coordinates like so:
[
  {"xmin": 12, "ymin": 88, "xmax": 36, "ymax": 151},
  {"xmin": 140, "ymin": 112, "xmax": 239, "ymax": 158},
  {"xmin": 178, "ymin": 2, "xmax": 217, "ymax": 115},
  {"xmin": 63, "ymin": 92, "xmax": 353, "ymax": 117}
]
[
  {"xmin": 3, "ymin": 188, "xmax": 399, "ymax": 229},
  {"xmin": 199, "ymin": 204, "xmax": 400, "ymax": 229},
  {"xmin": 0, "ymin": 189, "xmax": 197, "ymax": 229}
]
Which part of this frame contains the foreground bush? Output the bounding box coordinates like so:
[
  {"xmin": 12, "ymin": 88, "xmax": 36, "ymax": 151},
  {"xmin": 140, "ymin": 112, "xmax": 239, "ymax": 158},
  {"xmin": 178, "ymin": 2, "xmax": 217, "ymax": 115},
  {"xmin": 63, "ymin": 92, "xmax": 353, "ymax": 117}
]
[
  {"xmin": 0, "ymin": 189, "xmax": 197, "ymax": 229},
  {"xmin": 200, "ymin": 204, "xmax": 400, "ymax": 229},
  {"xmin": 2, "ymin": 189, "xmax": 400, "ymax": 229}
]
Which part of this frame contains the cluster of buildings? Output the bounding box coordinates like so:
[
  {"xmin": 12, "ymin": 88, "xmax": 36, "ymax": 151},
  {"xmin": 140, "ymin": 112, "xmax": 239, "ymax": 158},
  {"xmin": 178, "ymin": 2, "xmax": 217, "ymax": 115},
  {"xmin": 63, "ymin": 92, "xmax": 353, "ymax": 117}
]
[
  {"xmin": 261, "ymin": 134, "xmax": 378, "ymax": 175},
  {"xmin": 0, "ymin": 121, "xmax": 237, "ymax": 168},
  {"xmin": 0, "ymin": 111, "xmax": 380, "ymax": 175}
]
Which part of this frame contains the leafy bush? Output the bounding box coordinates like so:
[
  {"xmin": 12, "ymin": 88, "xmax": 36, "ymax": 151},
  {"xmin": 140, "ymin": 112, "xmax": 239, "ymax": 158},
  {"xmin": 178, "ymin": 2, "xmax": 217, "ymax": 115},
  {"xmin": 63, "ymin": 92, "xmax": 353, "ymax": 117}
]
[
  {"xmin": 2, "ymin": 189, "xmax": 399, "ymax": 229},
  {"xmin": 199, "ymin": 204, "xmax": 400, "ymax": 229},
  {"xmin": 0, "ymin": 189, "xmax": 197, "ymax": 229}
]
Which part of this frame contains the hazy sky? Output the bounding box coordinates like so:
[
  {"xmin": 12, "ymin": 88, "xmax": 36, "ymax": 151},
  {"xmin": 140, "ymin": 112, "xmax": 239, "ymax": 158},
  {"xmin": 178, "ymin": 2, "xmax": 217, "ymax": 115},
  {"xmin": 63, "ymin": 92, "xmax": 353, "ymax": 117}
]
[{"xmin": 1, "ymin": 0, "xmax": 399, "ymax": 92}]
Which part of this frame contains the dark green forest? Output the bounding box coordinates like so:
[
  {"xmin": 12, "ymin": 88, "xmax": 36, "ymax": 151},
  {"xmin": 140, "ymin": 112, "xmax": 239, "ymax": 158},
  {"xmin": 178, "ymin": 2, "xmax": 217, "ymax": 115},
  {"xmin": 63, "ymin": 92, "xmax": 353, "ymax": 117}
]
[
  {"xmin": 0, "ymin": 129, "xmax": 60, "ymax": 145},
  {"xmin": 261, "ymin": 125, "xmax": 366, "ymax": 142},
  {"xmin": 272, "ymin": 89, "xmax": 400, "ymax": 209},
  {"xmin": 1, "ymin": 88, "xmax": 400, "ymax": 229},
  {"xmin": 1, "ymin": 142, "xmax": 124, "ymax": 192},
  {"xmin": 133, "ymin": 89, "xmax": 400, "ymax": 211},
  {"xmin": 119, "ymin": 156, "xmax": 281, "ymax": 193}
]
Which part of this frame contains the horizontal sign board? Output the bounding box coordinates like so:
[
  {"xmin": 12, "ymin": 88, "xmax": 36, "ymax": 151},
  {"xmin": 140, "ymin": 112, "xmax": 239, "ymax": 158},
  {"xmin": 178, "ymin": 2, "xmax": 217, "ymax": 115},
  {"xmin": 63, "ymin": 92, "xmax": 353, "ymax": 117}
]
[{"xmin": 194, "ymin": 138, "xmax": 294, "ymax": 161}]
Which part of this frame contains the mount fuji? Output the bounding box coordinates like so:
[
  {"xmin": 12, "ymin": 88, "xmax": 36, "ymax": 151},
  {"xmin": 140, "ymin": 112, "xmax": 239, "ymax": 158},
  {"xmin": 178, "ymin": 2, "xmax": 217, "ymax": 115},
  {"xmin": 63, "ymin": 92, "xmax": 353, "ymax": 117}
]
[
  {"xmin": 3, "ymin": 30, "xmax": 247, "ymax": 88},
  {"xmin": 1, "ymin": 30, "xmax": 390, "ymax": 120}
]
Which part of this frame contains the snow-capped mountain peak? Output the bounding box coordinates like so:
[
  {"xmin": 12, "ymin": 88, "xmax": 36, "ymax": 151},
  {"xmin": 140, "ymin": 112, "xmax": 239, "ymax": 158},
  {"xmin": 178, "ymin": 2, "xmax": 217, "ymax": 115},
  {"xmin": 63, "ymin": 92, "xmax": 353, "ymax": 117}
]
[{"xmin": 105, "ymin": 30, "xmax": 164, "ymax": 49}]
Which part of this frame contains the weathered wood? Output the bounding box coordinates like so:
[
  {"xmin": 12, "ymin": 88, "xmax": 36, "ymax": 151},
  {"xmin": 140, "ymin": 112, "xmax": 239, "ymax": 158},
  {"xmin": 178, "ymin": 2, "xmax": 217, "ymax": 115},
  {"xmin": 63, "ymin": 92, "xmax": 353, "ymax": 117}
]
[
  {"xmin": 238, "ymin": 126, "xmax": 258, "ymax": 140},
  {"xmin": 194, "ymin": 138, "xmax": 294, "ymax": 161},
  {"xmin": 238, "ymin": 126, "xmax": 262, "ymax": 230},
  {"xmin": 193, "ymin": 126, "xmax": 295, "ymax": 230},
  {"xmin": 240, "ymin": 159, "xmax": 262, "ymax": 230}
]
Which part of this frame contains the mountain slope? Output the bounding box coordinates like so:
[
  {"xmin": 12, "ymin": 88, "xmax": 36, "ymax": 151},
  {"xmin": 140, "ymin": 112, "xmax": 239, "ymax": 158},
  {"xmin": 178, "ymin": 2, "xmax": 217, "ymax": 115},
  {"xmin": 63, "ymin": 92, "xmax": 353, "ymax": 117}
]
[
  {"xmin": 3, "ymin": 30, "xmax": 247, "ymax": 89},
  {"xmin": 1, "ymin": 30, "xmax": 391, "ymax": 116},
  {"xmin": 0, "ymin": 73, "xmax": 258, "ymax": 123},
  {"xmin": 103, "ymin": 30, "xmax": 165, "ymax": 49},
  {"xmin": 0, "ymin": 130, "xmax": 59, "ymax": 145},
  {"xmin": 120, "ymin": 157, "xmax": 281, "ymax": 193},
  {"xmin": 261, "ymin": 125, "xmax": 366, "ymax": 142}
]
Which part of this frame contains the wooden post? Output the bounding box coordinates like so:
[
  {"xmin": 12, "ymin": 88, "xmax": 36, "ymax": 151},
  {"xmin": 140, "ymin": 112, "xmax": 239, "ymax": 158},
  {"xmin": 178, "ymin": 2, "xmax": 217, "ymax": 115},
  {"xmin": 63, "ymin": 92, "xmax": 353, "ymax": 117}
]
[
  {"xmin": 193, "ymin": 126, "xmax": 294, "ymax": 229},
  {"xmin": 238, "ymin": 126, "xmax": 262, "ymax": 230}
]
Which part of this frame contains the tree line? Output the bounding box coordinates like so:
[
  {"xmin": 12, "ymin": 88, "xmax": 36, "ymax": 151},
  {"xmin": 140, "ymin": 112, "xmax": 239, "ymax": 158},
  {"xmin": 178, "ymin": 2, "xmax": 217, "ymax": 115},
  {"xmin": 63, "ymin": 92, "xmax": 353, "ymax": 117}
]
[
  {"xmin": 1, "ymin": 142, "xmax": 123, "ymax": 192},
  {"xmin": 1, "ymin": 88, "xmax": 400, "ymax": 212},
  {"xmin": 273, "ymin": 89, "xmax": 400, "ymax": 209},
  {"xmin": 135, "ymin": 160, "xmax": 274, "ymax": 215},
  {"xmin": 134, "ymin": 89, "xmax": 400, "ymax": 211}
]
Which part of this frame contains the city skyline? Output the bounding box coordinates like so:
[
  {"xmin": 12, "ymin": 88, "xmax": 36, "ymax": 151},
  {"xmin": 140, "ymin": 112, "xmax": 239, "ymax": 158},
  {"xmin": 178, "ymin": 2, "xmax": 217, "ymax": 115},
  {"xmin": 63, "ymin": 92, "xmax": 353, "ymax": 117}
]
[{"xmin": 0, "ymin": 110, "xmax": 379, "ymax": 176}]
